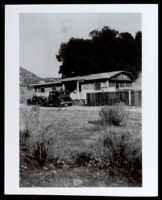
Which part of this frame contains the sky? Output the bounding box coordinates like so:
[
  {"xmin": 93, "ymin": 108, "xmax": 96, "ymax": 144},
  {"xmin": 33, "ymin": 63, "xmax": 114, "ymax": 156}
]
[{"xmin": 20, "ymin": 13, "xmax": 141, "ymax": 78}]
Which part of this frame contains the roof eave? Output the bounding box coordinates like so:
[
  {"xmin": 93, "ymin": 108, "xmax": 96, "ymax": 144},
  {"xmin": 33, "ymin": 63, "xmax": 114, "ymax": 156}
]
[
  {"xmin": 31, "ymin": 82, "xmax": 62, "ymax": 87},
  {"xmin": 108, "ymin": 71, "xmax": 134, "ymax": 81}
]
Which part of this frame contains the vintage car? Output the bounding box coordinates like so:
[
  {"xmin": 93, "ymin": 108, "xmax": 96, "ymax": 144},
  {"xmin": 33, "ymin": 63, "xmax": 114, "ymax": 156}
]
[
  {"xmin": 27, "ymin": 95, "xmax": 40, "ymax": 105},
  {"xmin": 27, "ymin": 95, "xmax": 47, "ymax": 105},
  {"xmin": 27, "ymin": 90, "xmax": 73, "ymax": 107},
  {"xmin": 43, "ymin": 90, "xmax": 73, "ymax": 107}
]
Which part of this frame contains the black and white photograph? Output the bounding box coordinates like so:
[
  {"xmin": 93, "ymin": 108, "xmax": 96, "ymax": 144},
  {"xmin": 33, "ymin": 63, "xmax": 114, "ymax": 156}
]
[
  {"xmin": 19, "ymin": 12, "xmax": 142, "ymax": 187},
  {"xmin": 5, "ymin": 4, "xmax": 158, "ymax": 196}
]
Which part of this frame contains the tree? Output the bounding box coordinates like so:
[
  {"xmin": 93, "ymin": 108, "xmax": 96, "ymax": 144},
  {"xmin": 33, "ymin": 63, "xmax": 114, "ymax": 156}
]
[{"xmin": 56, "ymin": 26, "xmax": 142, "ymax": 79}]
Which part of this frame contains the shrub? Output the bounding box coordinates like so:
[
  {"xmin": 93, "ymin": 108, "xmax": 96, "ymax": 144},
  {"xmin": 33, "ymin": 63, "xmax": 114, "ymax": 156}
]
[
  {"xmin": 72, "ymin": 151, "xmax": 93, "ymax": 166},
  {"xmin": 20, "ymin": 129, "xmax": 30, "ymax": 150},
  {"xmin": 99, "ymin": 103, "xmax": 128, "ymax": 126},
  {"xmin": 101, "ymin": 130, "xmax": 142, "ymax": 178},
  {"xmin": 20, "ymin": 105, "xmax": 40, "ymax": 136},
  {"xmin": 20, "ymin": 129, "xmax": 32, "ymax": 167},
  {"xmin": 20, "ymin": 106, "xmax": 63, "ymax": 168}
]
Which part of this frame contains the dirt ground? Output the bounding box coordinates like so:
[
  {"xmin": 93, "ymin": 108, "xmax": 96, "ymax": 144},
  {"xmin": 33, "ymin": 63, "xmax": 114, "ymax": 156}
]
[{"xmin": 20, "ymin": 103, "xmax": 141, "ymax": 112}]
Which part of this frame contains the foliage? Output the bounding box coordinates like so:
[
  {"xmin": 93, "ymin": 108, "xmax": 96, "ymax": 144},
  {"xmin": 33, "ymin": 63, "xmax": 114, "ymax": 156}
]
[
  {"xmin": 56, "ymin": 26, "xmax": 142, "ymax": 79},
  {"xmin": 99, "ymin": 103, "xmax": 128, "ymax": 126},
  {"xmin": 101, "ymin": 130, "xmax": 142, "ymax": 179},
  {"xmin": 72, "ymin": 151, "xmax": 93, "ymax": 166},
  {"xmin": 20, "ymin": 105, "xmax": 142, "ymax": 186},
  {"xmin": 20, "ymin": 106, "xmax": 62, "ymax": 168}
]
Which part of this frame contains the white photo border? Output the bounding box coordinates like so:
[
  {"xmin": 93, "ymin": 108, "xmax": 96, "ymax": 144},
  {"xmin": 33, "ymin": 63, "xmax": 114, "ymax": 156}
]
[{"xmin": 5, "ymin": 4, "xmax": 158, "ymax": 196}]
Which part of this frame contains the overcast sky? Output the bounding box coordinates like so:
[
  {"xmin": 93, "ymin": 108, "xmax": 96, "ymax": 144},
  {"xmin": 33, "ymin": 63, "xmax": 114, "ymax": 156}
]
[{"xmin": 20, "ymin": 13, "xmax": 141, "ymax": 78}]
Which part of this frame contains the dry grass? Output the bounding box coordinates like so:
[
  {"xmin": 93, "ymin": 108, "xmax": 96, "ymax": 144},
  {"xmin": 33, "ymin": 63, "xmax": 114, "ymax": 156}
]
[
  {"xmin": 101, "ymin": 129, "xmax": 142, "ymax": 178},
  {"xmin": 20, "ymin": 104, "xmax": 142, "ymax": 187},
  {"xmin": 20, "ymin": 105, "xmax": 65, "ymax": 168},
  {"xmin": 99, "ymin": 103, "xmax": 128, "ymax": 126}
]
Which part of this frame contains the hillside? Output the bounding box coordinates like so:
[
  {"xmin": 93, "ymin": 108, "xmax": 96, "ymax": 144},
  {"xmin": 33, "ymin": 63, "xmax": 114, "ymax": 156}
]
[
  {"xmin": 20, "ymin": 67, "xmax": 61, "ymax": 87},
  {"xmin": 20, "ymin": 67, "xmax": 61, "ymax": 103},
  {"xmin": 20, "ymin": 67, "xmax": 41, "ymax": 87}
]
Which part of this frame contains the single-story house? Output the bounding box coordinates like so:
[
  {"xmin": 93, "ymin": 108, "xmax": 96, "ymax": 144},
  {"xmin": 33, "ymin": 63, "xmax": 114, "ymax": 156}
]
[
  {"xmin": 31, "ymin": 71, "xmax": 134, "ymax": 101},
  {"xmin": 32, "ymin": 80, "xmax": 63, "ymax": 97}
]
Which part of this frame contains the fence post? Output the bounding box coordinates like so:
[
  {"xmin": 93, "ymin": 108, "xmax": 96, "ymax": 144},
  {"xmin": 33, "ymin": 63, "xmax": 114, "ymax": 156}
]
[
  {"xmin": 86, "ymin": 93, "xmax": 88, "ymax": 106},
  {"xmin": 128, "ymin": 90, "xmax": 131, "ymax": 106}
]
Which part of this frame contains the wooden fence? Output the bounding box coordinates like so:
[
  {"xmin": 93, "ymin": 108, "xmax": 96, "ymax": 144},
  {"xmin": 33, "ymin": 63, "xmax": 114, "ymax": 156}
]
[
  {"xmin": 130, "ymin": 90, "xmax": 142, "ymax": 107},
  {"xmin": 86, "ymin": 90, "xmax": 141, "ymax": 106}
]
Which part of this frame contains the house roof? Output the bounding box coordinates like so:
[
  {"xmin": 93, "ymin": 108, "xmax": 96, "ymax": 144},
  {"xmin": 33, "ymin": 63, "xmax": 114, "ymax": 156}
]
[
  {"xmin": 61, "ymin": 71, "xmax": 134, "ymax": 82},
  {"xmin": 31, "ymin": 71, "xmax": 134, "ymax": 87},
  {"xmin": 31, "ymin": 81, "xmax": 62, "ymax": 87}
]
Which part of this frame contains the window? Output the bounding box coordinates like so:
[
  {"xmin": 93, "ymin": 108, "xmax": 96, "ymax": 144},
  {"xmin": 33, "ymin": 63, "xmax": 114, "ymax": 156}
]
[
  {"xmin": 119, "ymin": 83, "xmax": 125, "ymax": 88},
  {"xmin": 41, "ymin": 87, "xmax": 45, "ymax": 93},
  {"xmin": 109, "ymin": 82, "xmax": 116, "ymax": 87},
  {"xmin": 82, "ymin": 83, "xmax": 94, "ymax": 90},
  {"xmin": 46, "ymin": 87, "xmax": 52, "ymax": 92},
  {"xmin": 101, "ymin": 82, "xmax": 107, "ymax": 88},
  {"xmin": 82, "ymin": 84, "xmax": 87, "ymax": 90},
  {"xmin": 94, "ymin": 82, "xmax": 101, "ymax": 90},
  {"xmin": 126, "ymin": 82, "xmax": 132, "ymax": 87},
  {"xmin": 115, "ymin": 82, "xmax": 132, "ymax": 88},
  {"xmin": 34, "ymin": 88, "xmax": 37, "ymax": 92},
  {"xmin": 52, "ymin": 86, "xmax": 56, "ymax": 91},
  {"xmin": 91, "ymin": 84, "xmax": 94, "ymax": 89},
  {"xmin": 56, "ymin": 86, "xmax": 62, "ymax": 90}
]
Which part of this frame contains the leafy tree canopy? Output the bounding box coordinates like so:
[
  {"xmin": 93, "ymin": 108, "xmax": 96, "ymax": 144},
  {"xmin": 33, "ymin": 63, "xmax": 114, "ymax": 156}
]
[{"xmin": 56, "ymin": 26, "xmax": 142, "ymax": 79}]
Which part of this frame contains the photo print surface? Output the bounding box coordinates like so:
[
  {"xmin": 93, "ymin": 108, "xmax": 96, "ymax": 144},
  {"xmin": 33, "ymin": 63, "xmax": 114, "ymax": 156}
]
[{"xmin": 19, "ymin": 12, "xmax": 142, "ymax": 187}]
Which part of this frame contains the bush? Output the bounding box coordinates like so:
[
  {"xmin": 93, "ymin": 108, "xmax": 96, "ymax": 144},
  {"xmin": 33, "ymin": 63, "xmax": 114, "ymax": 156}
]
[
  {"xmin": 20, "ymin": 129, "xmax": 30, "ymax": 150},
  {"xmin": 20, "ymin": 105, "xmax": 40, "ymax": 136},
  {"xmin": 20, "ymin": 105, "xmax": 141, "ymax": 185},
  {"xmin": 72, "ymin": 151, "xmax": 93, "ymax": 166},
  {"xmin": 99, "ymin": 103, "xmax": 128, "ymax": 126},
  {"xmin": 101, "ymin": 130, "xmax": 142, "ymax": 178},
  {"xmin": 20, "ymin": 129, "xmax": 31, "ymax": 167},
  {"xmin": 31, "ymin": 124, "xmax": 61, "ymax": 166},
  {"xmin": 20, "ymin": 106, "xmax": 62, "ymax": 168}
]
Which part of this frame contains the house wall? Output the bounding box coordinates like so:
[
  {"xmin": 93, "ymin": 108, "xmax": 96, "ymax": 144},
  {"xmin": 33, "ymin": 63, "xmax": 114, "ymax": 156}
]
[
  {"xmin": 69, "ymin": 79, "xmax": 132, "ymax": 100},
  {"xmin": 33, "ymin": 85, "xmax": 63, "ymax": 97},
  {"xmin": 80, "ymin": 80, "xmax": 116, "ymax": 99},
  {"xmin": 31, "ymin": 73, "xmax": 133, "ymax": 101},
  {"xmin": 110, "ymin": 73, "xmax": 132, "ymax": 81}
]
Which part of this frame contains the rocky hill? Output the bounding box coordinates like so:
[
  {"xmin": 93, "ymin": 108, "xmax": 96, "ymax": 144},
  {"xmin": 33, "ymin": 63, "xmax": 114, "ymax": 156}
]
[{"xmin": 20, "ymin": 67, "xmax": 61, "ymax": 88}]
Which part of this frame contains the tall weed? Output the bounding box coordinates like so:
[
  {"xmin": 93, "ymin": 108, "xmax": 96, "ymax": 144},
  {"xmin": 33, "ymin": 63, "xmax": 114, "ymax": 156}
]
[
  {"xmin": 20, "ymin": 106, "xmax": 62, "ymax": 168},
  {"xmin": 101, "ymin": 130, "xmax": 142, "ymax": 178},
  {"xmin": 99, "ymin": 103, "xmax": 128, "ymax": 126}
]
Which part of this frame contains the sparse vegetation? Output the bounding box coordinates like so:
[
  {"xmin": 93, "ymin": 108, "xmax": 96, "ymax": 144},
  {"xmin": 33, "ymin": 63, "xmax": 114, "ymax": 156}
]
[
  {"xmin": 99, "ymin": 103, "xmax": 128, "ymax": 126},
  {"xmin": 20, "ymin": 106, "xmax": 62, "ymax": 168},
  {"xmin": 73, "ymin": 151, "xmax": 93, "ymax": 167},
  {"xmin": 101, "ymin": 130, "xmax": 142, "ymax": 179},
  {"xmin": 20, "ymin": 104, "xmax": 142, "ymax": 187}
]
